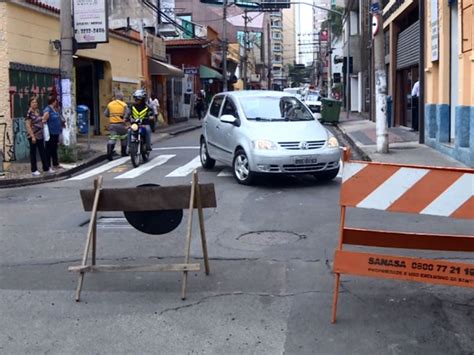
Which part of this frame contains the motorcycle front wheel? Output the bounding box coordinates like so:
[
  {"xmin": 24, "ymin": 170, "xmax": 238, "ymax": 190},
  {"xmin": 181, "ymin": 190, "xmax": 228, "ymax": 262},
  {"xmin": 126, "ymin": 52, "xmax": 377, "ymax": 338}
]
[
  {"xmin": 141, "ymin": 141, "xmax": 150, "ymax": 163},
  {"xmin": 129, "ymin": 142, "xmax": 140, "ymax": 168}
]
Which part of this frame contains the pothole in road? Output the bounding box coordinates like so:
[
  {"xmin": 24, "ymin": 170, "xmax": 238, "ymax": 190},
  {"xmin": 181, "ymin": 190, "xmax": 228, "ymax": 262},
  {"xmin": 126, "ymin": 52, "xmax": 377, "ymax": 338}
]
[{"xmin": 237, "ymin": 230, "xmax": 305, "ymax": 246}]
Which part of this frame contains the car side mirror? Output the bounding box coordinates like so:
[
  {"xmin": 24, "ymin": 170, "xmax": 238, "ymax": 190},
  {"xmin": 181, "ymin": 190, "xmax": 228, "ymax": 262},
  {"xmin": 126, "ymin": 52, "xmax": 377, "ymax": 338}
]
[{"xmin": 220, "ymin": 114, "xmax": 238, "ymax": 125}]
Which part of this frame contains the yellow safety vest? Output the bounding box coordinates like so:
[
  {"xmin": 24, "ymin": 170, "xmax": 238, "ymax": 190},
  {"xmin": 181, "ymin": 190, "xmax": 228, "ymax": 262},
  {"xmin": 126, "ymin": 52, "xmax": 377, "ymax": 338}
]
[
  {"xmin": 131, "ymin": 105, "xmax": 151, "ymax": 120},
  {"xmin": 107, "ymin": 100, "xmax": 127, "ymax": 124}
]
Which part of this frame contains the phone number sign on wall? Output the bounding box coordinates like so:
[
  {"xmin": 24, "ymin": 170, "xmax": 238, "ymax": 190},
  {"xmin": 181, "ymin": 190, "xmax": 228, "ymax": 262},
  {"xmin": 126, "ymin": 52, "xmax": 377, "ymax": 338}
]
[{"xmin": 73, "ymin": 0, "xmax": 109, "ymax": 44}]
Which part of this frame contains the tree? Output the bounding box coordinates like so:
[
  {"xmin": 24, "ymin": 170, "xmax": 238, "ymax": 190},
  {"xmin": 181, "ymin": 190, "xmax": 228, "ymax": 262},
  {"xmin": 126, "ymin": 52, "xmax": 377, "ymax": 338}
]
[{"xmin": 321, "ymin": 5, "xmax": 344, "ymax": 40}]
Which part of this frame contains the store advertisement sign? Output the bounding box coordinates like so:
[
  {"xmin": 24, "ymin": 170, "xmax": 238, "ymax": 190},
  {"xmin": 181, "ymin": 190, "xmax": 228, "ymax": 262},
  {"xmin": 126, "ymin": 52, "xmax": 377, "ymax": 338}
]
[
  {"xmin": 431, "ymin": 0, "xmax": 439, "ymax": 62},
  {"xmin": 73, "ymin": 0, "xmax": 109, "ymax": 44}
]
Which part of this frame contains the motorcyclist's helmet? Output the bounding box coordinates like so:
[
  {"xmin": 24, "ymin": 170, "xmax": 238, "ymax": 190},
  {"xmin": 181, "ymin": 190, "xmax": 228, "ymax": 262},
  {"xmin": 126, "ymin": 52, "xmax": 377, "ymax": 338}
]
[{"xmin": 132, "ymin": 89, "xmax": 147, "ymax": 101}]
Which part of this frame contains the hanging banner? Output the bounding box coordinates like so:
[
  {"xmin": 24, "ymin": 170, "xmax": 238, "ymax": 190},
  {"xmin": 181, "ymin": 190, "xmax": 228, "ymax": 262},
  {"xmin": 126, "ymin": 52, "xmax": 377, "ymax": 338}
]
[{"xmin": 73, "ymin": 0, "xmax": 109, "ymax": 44}]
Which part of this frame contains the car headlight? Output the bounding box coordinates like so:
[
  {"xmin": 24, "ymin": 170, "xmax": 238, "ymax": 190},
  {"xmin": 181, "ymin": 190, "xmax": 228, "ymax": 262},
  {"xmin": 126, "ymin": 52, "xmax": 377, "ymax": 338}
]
[
  {"xmin": 252, "ymin": 139, "xmax": 278, "ymax": 150},
  {"xmin": 131, "ymin": 123, "xmax": 139, "ymax": 131},
  {"xmin": 327, "ymin": 136, "xmax": 339, "ymax": 148}
]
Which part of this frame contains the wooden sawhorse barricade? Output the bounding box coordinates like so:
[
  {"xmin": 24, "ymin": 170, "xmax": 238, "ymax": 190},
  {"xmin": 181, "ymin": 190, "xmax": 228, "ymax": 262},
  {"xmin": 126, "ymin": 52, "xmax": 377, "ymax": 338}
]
[
  {"xmin": 332, "ymin": 153, "xmax": 474, "ymax": 323},
  {"xmin": 69, "ymin": 171, "xmax": 216, "ymax": 301}
]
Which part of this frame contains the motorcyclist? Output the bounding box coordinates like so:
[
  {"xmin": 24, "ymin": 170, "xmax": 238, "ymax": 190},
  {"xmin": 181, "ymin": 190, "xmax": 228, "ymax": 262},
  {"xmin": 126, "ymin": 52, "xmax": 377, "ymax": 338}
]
[
  {"xmin": 125, "ymin": 89, "xmax": 154, "ymax": 152},
  {"xmin": 104, "ymin": 91, "xmax": 129, "ymax": 160}
]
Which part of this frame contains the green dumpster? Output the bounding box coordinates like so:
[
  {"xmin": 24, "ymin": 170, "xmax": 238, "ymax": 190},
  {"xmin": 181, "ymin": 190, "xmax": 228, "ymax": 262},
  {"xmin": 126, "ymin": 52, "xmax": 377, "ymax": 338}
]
[{"xmin": 320, "ymin": 98, "xmax": 342, "ymax": 124}]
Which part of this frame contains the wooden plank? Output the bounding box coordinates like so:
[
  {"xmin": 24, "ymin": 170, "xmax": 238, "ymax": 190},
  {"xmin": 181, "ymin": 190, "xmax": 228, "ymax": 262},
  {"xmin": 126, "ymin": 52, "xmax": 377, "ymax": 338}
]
[
  {"xmin": 76, "ymin": 176, "xmax": 103, "ymax": 302},
  {"xmin": 195, "ymin": 170, "xmax": 210, "ymax": 275},
  {"xmin": 69, "ymin": 263, "xmax": 201, "ymax": 273},
  {"xmin": 333, "ymin": 250, "xmax": 474, "ymax": 288},
  {"xmin": 80, "ymin": 184, "xmax": 217, "ymax": 211},
  {"xmin": 182, "ymin": 171, "xmax": 197, "ymax": 300},
  {"xmin": 343, "ymin": 228, "xmax": 474, "ymax": 252}
]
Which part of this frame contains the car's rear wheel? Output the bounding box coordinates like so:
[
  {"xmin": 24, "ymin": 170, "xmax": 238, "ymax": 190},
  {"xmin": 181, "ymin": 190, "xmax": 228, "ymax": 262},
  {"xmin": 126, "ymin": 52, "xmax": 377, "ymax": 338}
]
[
  {"xmin": 200, "ymin": 138, "xmax": 215, "ymax": 169},
  {"xmin": 233, "ymin": 149, "xmax": 254, "ymax": 185},
  {"xmin": 313, "ymin": 168, "xmax": 339, "ymax": 181}
]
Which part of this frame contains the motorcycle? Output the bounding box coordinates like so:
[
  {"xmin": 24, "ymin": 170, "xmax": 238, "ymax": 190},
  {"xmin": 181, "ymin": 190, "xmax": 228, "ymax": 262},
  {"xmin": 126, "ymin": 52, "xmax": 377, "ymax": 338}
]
[{"xmin": 128, "ymin": 119, "xmax": 150, "ymax": 168}]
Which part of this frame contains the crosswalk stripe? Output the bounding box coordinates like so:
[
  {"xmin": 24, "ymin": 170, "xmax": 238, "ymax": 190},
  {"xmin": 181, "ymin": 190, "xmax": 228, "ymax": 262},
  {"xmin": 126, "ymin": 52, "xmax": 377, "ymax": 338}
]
[
  {"xmin": 69, "ymin": 157, "xmax": 129, "ymax": 181},
  {"xmin": 166, "ymin": 155, "xmax": 201, "ymax": 177},
  {"xmin": 153, "ymin": 146, "xmax": 199, "ymax": 151},
  {"xmin": 115, "ymin": 154, "xmax": 175, "ymax": 179}
]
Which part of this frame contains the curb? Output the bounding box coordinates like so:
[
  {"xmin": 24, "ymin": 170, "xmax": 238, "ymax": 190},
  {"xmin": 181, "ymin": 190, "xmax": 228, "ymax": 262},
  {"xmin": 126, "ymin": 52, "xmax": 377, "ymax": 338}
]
[
  {"xmin": 168, "ymin": 124, "xmax": 202, "ymax": 136},
  {"xmin": 334, "ymin": 124, "xmax": 372, "ymax": 162},
  {"xmin": 0, "ymin": 124, "xmax": 202, "ymax": 189},
  {"xmin": 0, "ymin": 154, "xmax": 107, "ymax": 189}
]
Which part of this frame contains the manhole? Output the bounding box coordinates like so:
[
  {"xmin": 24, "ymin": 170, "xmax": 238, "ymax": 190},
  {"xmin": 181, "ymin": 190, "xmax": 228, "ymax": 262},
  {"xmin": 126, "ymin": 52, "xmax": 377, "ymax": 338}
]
[{"xmin": 237, "ymin": 230, "xmax": 304, "ymax": 246}]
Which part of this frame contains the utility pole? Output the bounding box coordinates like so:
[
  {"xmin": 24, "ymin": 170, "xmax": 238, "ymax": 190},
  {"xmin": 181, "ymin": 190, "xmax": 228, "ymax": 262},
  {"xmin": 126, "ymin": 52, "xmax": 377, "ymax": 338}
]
[
  {"xmin": 222, "ymin": 0, "xmax": 228, "ymax": 91},
  {"xmin": 267, "ymin": 21, "xmax": 272, "ymax": 90},
  {"xmin": 346, "ymin": 13, "xmax": 350, "ymax": 119},
  {"xmin": 327, "ymin": 25, "xmax": 332, "ymax": 97},
  {"xmin": 243, "ymin": 10, "xmax": 249, "ymax": 89},
  {"xmin": 60, "ymin": 0, "xmax": 76, "ymax": 149},
  {"xmin": 371, "ymin": 2, "xmax": 388, "ymax": 153}
]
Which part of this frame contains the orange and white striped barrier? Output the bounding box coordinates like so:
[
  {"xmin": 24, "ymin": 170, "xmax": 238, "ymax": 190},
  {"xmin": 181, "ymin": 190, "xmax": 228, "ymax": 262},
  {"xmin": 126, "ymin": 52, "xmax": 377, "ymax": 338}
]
[{"xmin": 332, "ymin": 151, "xmax": 474, "ymax": 323}]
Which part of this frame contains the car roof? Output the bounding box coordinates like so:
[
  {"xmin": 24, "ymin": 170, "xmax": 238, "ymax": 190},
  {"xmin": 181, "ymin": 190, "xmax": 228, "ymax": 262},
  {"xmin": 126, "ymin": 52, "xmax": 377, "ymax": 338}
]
[{"xmin": 220, "ymin": 90, "xmax": 295, "ymax": 99}]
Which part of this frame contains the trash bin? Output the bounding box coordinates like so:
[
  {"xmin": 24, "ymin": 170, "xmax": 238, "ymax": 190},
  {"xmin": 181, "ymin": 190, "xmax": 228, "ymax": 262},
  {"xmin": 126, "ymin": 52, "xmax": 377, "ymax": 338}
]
[
  {"xmin": 77, "ymin": 105, "xmax": 89, "ymax": 134},
  {"xmin": 320, "ymin": 98, "xmax": 342, "ymax": 124},
  {"xmin": 387, "ymin": 96, "xmax": 393, "ymax": 128}
]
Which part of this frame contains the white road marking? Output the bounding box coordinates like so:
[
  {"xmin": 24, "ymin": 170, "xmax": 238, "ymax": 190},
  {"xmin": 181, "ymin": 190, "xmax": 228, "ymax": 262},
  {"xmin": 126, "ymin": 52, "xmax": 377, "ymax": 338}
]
[
  {"xmin": 115, "ymin": 155, "xmax": 175, "ymax": 179},
  {"xmin": 217, "ymin": 168, "xmax": 233, "ymax": 177},
  {"xmin": 357, "ymin": 168, "xmax": 430, "ymax": 210},
  {"xmin": 68, "ymin": 157, "xmax": 129, "ymax": 181},
  {"xmin": 421, "ymin": 174, "xmax": 474, "ymax": 217},
  {"xmin": 153, "ymin": 146, "xmax": 199, "ymax": 151},
  {"xmin": 166, "ymin": 156, "xmax": 201, "ymax": 177},
  {"xmin": 337, "ymin": 159, "xmax": 343, "ymax": 178}
]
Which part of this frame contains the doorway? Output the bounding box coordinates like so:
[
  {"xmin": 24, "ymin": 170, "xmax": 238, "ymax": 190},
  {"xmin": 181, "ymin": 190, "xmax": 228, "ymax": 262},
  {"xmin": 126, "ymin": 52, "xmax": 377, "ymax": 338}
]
[{"xmin": 74, "ymin": 58, "xmax": 102, "ymax": 135}]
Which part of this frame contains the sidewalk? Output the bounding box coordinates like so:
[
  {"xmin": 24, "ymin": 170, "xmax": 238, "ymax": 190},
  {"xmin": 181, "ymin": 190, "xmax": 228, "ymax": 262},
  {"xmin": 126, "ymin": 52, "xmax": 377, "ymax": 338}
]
[
  {"xmin": 337, "ymin": 112, "xmax": 467, "ymax": 168},
  {"xmin": 0, "ymin": 118, "xmax": 202, "ymax": 188}
]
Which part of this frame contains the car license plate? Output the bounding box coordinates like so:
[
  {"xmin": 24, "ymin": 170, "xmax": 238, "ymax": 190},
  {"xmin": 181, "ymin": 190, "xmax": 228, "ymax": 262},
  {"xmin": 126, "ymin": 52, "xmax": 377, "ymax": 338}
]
[{"xmin": 295, "ymin": 157, "xmax": 317, "ymax": 165}]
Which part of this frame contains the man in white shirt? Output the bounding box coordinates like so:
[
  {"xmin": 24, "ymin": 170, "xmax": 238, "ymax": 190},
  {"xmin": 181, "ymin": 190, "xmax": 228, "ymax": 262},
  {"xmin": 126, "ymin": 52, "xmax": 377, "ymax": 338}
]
[{"xmin": 411, "ymin": 80, "xmax": 420, "ymax": 97}]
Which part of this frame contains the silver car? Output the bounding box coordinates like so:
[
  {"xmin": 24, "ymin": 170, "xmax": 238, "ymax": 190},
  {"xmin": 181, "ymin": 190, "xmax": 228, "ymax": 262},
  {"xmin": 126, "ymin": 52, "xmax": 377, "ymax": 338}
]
[{"xmin": 199, "ymin": 91, "xmax": 341, "ymax": 185}]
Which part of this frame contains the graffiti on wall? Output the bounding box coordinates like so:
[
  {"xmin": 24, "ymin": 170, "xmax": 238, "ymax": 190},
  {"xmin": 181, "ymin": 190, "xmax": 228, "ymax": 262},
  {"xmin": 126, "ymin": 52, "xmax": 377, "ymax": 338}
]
[
  {"xmin": 0, "ymin": 122, "xmax": 14, "ymax": 163},
  {"xmin": 4, "ymin": 66, "xmax": 59, "ymax": 161}
]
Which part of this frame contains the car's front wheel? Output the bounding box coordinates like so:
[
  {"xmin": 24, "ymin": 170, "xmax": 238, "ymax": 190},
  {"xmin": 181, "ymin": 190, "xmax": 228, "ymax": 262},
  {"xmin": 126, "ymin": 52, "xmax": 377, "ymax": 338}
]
[
  {"xmin": 313, "ymin": 168, "xmax": 339, "ymax": 181},
  {"xmin": 233, "ymin": 149, "xmax": 255, "ymax": 185},
  {"xmin": 200, "ymin": 138, "xmax": 215, "ymax": 169}
]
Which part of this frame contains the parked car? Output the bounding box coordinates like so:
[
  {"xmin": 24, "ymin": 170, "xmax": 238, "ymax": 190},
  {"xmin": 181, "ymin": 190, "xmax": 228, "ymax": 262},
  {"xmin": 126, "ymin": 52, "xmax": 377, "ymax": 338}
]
[
  {"xmin": 303, "ymin": 90, "xmax": 322, "ymax": 114},
  {"xmin": 199, "ymin": 91, "xmax": 341, "ymax": 185},
  {"xmin": 283, "ymin": 87, "xmax": 303, "ymax": 100}
]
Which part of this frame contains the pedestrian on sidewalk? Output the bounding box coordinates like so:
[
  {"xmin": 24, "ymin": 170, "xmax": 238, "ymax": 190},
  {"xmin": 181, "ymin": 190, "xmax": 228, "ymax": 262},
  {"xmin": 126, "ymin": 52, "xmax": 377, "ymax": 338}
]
[
  {"xmin": 42, "ymin": 95, "xmax": 63, "ymax": 171},
  {"xmin": 148, "ymin": 93, "xmax": 160, "ymax": 131},
  {"xmin": 25, "ymin": 97, "xmax": 50, "ymax": 176},
  {"xmin": 194, "ymin": 93, "xmax": 205, "ymax": 120}
]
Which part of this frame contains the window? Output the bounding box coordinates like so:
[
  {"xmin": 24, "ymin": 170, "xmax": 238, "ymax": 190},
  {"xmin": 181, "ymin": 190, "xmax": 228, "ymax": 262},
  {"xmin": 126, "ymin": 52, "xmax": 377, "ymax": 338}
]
[
  {"xmin": 210, "ymin": 96, "xmax": 224, "ymax": 117},
  {"xmin": 272, "ymin": 32, "xmax": 282, "ymax": 39},
  {"xmin": 221, "ymin": 98, "xmax": 238, "ymax": 117},
  {"xmin": 274, "ymin": 54, "xmax": 282, "ymax": 62},
  {"xmin": 462, "ymin": 0, "xmax": 472, "ymax": 52},
  {"xmin": 273, "ymin": 44, "xmax": 282, "ymax": 51}
]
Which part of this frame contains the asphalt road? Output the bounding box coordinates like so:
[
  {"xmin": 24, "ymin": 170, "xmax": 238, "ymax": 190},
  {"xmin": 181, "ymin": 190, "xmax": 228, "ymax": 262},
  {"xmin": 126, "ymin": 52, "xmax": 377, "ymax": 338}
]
[{"xmin": 0, "ymin": 129, "xmax": 473, "ymax": 354}]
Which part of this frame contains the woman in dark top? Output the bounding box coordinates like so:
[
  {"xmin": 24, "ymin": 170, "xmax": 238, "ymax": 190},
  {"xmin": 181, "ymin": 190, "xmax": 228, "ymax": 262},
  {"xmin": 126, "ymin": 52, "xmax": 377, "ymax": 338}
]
[
  {"xmin": 43, "ymin": 95, "xmax": 63, "ymax": 170},
  {"xmin": 25, "ymin": 97, "xmax": 50, "ymax": 176}
]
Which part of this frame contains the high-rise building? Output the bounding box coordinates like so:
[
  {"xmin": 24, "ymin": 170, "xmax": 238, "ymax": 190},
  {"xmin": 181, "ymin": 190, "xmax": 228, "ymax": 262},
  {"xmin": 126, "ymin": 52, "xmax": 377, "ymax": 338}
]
[
  {"xmin": 282, "ymin": 5, "xmax": 296, "ymax": 87},
  {"xmin": 270, "ymin": 10, "xmax": 284, "ymax": 90}
]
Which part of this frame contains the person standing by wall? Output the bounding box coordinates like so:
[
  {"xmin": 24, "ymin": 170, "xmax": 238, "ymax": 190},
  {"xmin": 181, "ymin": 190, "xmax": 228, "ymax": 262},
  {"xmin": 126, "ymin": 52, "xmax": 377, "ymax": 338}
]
[
  {"xmin": 148, "ymin": 94, "xmax": 160, "ymax": 132},
  {"xmin": 42, "ymin": 95, "xmax": 63, "ymax": 171},
  {"xmin": 194, "ymin": 93, "xmax": 205, "ymax": 121},
  {"xmin": 411, "ymin": 80, "xmax": 420, "ymax": 131},
  {"xmin": 25, "ymin": 97, "xmax": 50, "ymax": 176}
]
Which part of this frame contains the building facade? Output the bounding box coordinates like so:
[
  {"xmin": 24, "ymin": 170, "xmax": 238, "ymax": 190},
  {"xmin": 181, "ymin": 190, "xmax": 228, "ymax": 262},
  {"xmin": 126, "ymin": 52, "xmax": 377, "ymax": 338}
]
[
  {"xmin": 270, "ymin": 10, "xmax": 285, "ymax": 89},
  {"xmin": 424, "ymin": 0, "xmax": 473, "ymax": 166},
  {"xmin": 0, "ymin": 1, "xmax": 142, "ymax": 162},
  {"xmin": 282, "ymin": 5, "xmax": 296, "ymax": 87}
]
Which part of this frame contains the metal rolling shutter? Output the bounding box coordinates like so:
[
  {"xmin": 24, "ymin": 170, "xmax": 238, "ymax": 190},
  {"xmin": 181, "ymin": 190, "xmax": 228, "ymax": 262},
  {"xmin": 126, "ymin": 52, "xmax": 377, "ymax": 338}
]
[{"xmin": 397, "ymin": 20, "xmax": 420, "ymax": 69}]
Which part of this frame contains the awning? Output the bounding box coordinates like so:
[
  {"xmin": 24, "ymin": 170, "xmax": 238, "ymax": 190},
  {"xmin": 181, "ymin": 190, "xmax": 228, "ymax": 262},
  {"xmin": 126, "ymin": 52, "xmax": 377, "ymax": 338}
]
[
  {"xmin": 149, "ymin": 59, "xmax": 184, "ymax": 77},
  {"xmin": 199, "ymin": 65, "xmax": 223, "ymax": 80}
]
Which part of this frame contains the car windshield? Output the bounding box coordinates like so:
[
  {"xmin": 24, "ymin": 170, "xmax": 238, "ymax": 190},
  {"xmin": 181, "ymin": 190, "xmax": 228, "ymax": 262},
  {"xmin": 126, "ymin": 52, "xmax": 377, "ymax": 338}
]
[{"xmin": 240, "ymin": 96, "xmax": 315, "ymax": 121}]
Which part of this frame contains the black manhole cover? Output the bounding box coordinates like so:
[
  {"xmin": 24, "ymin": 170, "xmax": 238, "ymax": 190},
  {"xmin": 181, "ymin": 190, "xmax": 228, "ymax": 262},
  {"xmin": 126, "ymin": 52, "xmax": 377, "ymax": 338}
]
[{"xmin": 237, "ymin": 231, "xmax": 303, "ymax": 246}]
